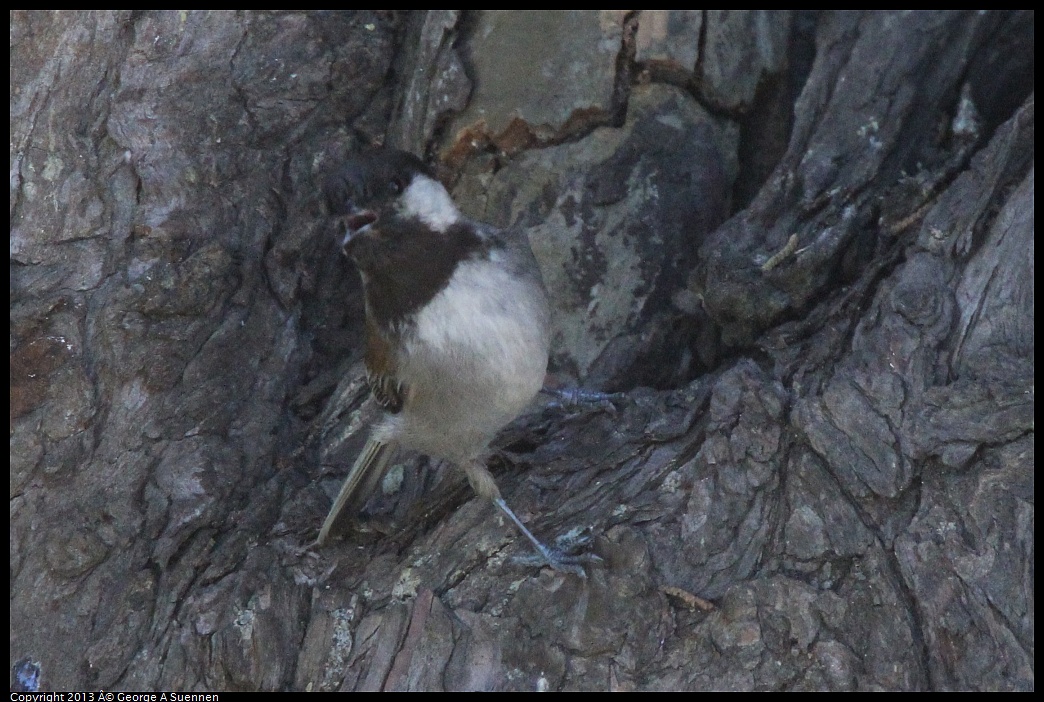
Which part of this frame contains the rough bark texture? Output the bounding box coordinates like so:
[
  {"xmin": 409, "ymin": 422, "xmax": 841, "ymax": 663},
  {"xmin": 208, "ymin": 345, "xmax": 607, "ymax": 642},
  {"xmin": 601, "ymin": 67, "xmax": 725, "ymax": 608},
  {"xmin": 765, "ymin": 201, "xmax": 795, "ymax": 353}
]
[{"xmin": 10, "ymin": 10, "xmax": 1033, "ymax": 691}]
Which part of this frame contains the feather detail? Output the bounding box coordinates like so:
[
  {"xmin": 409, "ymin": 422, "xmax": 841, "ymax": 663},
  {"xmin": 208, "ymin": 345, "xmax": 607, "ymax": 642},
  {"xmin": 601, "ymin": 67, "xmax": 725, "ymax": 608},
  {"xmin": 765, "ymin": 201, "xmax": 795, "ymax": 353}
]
[
  {"xmin": 366, "ymin": 369, "xmax": 405, "ymax": 414},
  {"xmin": 364, "ymin": 317, "xmax": 405, "ymax": 413},
  {"xmin": 317, "ymin": 438, "xmax": 397, "ymax": 545}
]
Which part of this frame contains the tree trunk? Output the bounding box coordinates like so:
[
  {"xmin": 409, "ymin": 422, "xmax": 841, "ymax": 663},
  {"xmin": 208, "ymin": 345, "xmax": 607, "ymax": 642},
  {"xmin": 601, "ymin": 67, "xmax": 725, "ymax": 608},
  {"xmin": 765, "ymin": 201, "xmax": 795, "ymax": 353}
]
[{"xmin": 10, "ymin": 10, "xmax": 1033, "ymax": 691}]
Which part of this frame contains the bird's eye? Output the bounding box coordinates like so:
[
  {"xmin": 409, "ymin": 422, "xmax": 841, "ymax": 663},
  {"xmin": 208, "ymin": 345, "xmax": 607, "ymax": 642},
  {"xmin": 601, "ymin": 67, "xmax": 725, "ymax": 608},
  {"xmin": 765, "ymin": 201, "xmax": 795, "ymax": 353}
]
[{"xmin": 389, "ymin": 178, "xmax": 404, "ymax": 195}]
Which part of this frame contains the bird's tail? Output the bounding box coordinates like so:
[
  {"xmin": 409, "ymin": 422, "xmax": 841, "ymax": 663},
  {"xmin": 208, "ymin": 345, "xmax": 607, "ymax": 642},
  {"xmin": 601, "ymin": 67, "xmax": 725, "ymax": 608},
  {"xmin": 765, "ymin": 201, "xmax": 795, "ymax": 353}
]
[{"xmin": 317, "ymin": 438, "xmax": 396, "ymax": 545}]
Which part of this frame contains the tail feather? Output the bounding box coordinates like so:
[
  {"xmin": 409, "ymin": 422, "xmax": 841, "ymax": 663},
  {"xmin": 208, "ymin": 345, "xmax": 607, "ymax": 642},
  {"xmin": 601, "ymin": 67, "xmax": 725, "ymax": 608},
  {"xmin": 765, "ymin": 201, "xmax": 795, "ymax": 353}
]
[{"xmin": 317, "ymin": 438, "xmax": 396, "ymax": 545}]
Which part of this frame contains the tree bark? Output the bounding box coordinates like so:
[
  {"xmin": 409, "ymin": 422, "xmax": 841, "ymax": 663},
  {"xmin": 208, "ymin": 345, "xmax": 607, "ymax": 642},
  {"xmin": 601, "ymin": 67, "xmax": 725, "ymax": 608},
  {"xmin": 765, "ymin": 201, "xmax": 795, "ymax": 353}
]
[{"xmin": 10, "ymin": 10, "xmax": 1033, "ymax": 691}]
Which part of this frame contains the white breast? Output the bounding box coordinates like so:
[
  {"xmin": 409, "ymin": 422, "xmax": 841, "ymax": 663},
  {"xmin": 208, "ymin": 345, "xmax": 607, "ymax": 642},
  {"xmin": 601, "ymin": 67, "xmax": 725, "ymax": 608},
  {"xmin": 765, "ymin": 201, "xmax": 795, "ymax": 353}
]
[{"xmin": 393, "ymin": 256, "xmax": 551, "ymax": 462}]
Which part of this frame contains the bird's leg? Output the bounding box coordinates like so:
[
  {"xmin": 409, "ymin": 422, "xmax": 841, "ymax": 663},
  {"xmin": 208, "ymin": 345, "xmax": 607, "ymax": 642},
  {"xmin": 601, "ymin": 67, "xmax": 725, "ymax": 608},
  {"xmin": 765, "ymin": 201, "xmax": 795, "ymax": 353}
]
[
  {"xmin": 492, "ymin": 498, "xmax": 599, "ymax": 577},
  {"xmin": 463, "ymin": 461, "xmax": 599, "ymax": 577}
]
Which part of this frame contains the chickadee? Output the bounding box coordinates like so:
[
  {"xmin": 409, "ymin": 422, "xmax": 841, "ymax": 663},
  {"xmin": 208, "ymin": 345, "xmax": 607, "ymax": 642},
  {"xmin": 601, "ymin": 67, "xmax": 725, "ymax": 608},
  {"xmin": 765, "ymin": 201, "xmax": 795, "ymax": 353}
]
[{"xmin": 317, "ymin": 148, "xmax": 590, "ymax": 574}]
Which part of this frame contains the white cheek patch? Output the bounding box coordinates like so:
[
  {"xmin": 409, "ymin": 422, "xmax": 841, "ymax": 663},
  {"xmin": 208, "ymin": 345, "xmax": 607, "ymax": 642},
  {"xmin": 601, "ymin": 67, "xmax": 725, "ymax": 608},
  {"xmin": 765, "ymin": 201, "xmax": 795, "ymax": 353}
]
[{"xmin": 400, "ymin": 175, "xmax": 461, "ymax": 232}]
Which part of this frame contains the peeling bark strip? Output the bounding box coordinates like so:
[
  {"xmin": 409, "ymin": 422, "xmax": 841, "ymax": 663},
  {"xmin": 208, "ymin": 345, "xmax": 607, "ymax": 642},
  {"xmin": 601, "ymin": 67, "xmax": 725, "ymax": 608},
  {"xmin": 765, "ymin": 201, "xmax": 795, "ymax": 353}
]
[{"xmin": 11, "ymin": 10, "xmax": 1032, "ymax": 691}]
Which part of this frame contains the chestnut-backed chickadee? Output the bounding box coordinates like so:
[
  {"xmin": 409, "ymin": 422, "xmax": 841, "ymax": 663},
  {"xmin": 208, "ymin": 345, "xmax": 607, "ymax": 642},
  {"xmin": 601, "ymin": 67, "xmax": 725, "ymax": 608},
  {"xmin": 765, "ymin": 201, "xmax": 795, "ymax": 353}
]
[{"xmin": 317, "ymin": 148, "xmax": 590, "ymax": 574}]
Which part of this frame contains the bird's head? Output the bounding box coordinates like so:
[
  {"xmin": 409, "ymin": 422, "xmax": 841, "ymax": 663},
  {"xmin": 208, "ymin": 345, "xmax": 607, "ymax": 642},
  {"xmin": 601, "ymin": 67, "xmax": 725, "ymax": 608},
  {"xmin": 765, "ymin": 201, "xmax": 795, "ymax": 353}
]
[
  {"xmin": 325, "ymin": 149, "xmax": 484, "ymax": 327},
  {"xmin": 324, "ymin": 149, "xmax": 462, "ymax": 268}
]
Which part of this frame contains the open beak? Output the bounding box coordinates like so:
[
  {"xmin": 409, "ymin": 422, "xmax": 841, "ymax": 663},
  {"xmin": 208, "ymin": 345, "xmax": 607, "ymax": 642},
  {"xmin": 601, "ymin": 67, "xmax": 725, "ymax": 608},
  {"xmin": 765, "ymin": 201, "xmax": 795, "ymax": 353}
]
[{"xmin": 339, "ymin": 209, "xmax": 378, "ymax": 248}]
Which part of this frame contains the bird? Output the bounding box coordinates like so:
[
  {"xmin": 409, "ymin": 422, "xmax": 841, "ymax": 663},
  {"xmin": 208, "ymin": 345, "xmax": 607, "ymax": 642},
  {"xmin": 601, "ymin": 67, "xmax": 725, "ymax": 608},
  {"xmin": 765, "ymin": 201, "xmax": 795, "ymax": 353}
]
[{"xmin": 316, "ymin": 148, "xmax": 592, "ymax": 574}]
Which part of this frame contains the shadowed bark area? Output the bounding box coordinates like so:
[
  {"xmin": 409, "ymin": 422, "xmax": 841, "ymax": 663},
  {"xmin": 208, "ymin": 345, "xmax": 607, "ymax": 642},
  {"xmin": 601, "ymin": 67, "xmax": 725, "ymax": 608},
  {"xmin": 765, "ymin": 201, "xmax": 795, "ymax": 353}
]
[{"xmin": 10, "ymin": 10, "xmax": 1033, "ymax": 691}]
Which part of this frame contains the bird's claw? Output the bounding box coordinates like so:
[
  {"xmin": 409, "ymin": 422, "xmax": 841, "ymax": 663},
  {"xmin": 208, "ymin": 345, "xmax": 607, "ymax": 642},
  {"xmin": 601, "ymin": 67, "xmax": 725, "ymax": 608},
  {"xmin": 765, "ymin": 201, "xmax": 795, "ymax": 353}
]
[
  {"xmin": 542, "ymin": 386, "xmax": 625, "ymax": 413},
  {"xmin": 511, "ymin": 547, "xmax": 603, "ymax": 578},
  {"xmin": 492, "ymin": 497, "xmax": 600, "ymax": 577}
]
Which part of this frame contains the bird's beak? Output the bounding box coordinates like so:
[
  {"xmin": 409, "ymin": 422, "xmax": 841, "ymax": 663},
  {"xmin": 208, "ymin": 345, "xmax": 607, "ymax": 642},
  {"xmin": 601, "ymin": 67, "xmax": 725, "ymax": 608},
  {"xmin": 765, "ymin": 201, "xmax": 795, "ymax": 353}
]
[{"xmin": 339, "ymin": 209, "xmax": 378, "ymax": 249}]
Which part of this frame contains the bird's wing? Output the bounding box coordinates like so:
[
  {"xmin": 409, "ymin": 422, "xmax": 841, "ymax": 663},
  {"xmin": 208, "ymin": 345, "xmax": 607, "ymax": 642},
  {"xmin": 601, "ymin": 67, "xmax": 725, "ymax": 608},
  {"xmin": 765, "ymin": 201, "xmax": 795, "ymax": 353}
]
[
  {"xmin": 364, "ymin": 317, "xmax": 406, "ymax": 413},
  {"xmin": 317, "ymin": 437, "xmax": 397, "ymax": 545},
  {"xmin": 317, "ymin": 320, "xmax": 406, "ymax": 545}
]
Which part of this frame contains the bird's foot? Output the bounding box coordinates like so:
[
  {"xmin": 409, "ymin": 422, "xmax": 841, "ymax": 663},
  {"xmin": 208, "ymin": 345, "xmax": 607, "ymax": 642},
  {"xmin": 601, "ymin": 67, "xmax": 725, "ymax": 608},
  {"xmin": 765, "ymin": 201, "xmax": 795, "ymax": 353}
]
[
  {"xmin": 541, "ymin": 386, "xmax": 625, "ymax": 413},
  {"xmin": 494, "ymin": 498, "xmax": 602, "ymax": 577},
  {"xmin": 511, "ymin": 543, "xmax": 603, "ymax": 578}
]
